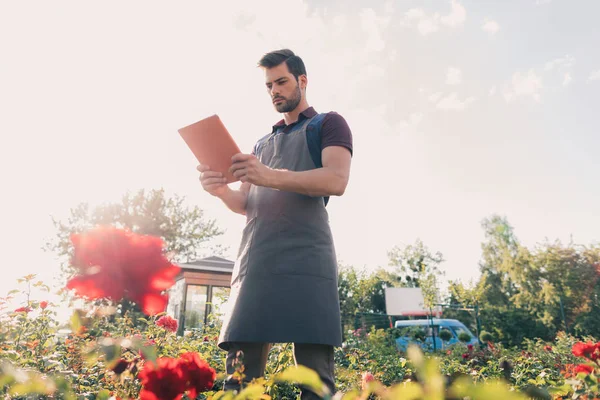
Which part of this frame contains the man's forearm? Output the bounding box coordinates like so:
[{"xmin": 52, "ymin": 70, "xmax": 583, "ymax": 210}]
[
  {"xmin": 268, "ymin": 167, "xmax": 348, "ymax": 197},
  {"xmin": 217, "ymin": 187, "xmax": 248, "ymax": 215}
]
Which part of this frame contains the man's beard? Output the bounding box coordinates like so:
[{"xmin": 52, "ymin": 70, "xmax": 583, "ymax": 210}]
[{"xmin": 274, "ymin": 85, "xmax": 302, "ymax": 113}]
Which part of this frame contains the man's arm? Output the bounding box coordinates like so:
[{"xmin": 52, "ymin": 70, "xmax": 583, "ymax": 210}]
[
  {"xmin": 198, "ymin": 164, "xmax": 251, "ymax": 215},
  {"xmin": 217, "ymin": 182, "xmax": 251, "ymax": 215},
  {"xmin": 230, "ymin": 146, "xmax": 352, "ymax": 197},
  {"xmin": 269, "ymin": 146, "xmax": 351, "ymax": 196}
]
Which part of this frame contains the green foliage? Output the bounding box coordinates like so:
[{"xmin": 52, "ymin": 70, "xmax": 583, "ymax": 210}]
[
  {"xmin": 480, "ymin": 330, "xmax": 494, "ymax": 343},
  {"xmin": 45, "ymin": 188, "xmax": 225, "ymax": 271},
  {"xmin": 458, "ymin": 332, "xmax": 471, "ymax": 343},
  {"xmin": 439, "ymin": 329, "xmax": 452, "ymax": 342},
  {"xmin": 2, "ymin": 275, "xmax": 600, "ymax": 398},
  {"xmin": 388, "ymin": 239, "xmax": 444, "ymax": 309},
  {"xmin": 453, "ymin": 214, "xmax": 600, "ymax": 347}
]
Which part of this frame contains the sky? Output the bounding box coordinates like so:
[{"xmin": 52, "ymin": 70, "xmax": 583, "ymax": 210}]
[{"xmin": 1, "ymin": 0, "xmax": 599, "ymax": 316}]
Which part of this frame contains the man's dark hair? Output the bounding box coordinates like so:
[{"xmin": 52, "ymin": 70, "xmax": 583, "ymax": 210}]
[{"xmin": 258, "ymin": 49, "xmax": 307, "ymax": 81}]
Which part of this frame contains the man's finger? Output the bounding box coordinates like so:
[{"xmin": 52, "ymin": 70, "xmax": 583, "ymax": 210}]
[
  {"xmin": 201, "ymin": 171, "xmax": 223, "ymax": 179},
  {"xmin": 230, "ymin": 162, "xmax": 247, "ymax": 174},
  {"xmin": 232, "ymin": 169, "xmax": 247, "ymax": 179},
  {"xmin": 231, "ymin": 153, "xmax": 253, "ymax": 163},
  {"xmin": 197, "ymin": 164, "xmax": 210, "ymax": 172},
  {"xmin": 201, "ymin": 177, "xmax": 227, "ymax": 185}
]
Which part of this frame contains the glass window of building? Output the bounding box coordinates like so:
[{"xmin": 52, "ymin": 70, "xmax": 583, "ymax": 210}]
[{"xmin": 184, "ymin": 285, "xmax": 208, "ymax": 331}]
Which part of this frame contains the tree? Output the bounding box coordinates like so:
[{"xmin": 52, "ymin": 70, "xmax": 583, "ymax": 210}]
[
  {"xmin": 474, "ymin": 214, "xmax": 600, "ymax": 345},
  {"xmin": 46, "ymin": 188, "xmax": 225, "ymax": 274},
  {"xmin": 45, "ymin": 188, "xmax": 225, "ymax": 322},
  {"xmin": 338, "ymin": 266, "xmax": 402, "ymax": 332},
  {"xmin": 388, "ymin": 239, "xmax": 444, "ymax": 309}
]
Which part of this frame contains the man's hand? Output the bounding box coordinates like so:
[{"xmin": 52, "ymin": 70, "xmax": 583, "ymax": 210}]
[
  {"xmin": 229, "ymin": 153, "xmax": 275, "ymax": 187},
  {"xmin": 197, "ymin": 164, "xmax": 229, "ymax": 197}
]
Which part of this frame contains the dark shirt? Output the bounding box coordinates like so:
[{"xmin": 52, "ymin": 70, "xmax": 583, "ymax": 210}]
[
  {"xmin": 270, "ymin": 107, "xmax": 353, "ymax": 159},
  {"xmin": 252, "ymin": 107, "xmax": 353, "ymax": 206}
]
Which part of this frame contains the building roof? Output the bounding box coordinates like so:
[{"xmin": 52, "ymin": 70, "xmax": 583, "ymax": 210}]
[{"xmin": 176, "ymin": 256, "xmax": 235, "ymax": 274}]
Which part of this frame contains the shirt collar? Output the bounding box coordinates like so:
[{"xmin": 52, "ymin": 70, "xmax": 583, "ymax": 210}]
[{"xmin": 271, "ymin": 106, "xmax": 318, "ymax": 132}]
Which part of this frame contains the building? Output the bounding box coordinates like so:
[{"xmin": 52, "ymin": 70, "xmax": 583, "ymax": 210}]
[{"xmin": 166, "ymin": 256, "xmax": 234, "ymax": 335}]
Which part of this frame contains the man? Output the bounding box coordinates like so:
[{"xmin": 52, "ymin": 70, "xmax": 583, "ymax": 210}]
[{"xmin": 197, "ymin": 49, "xmax": 353, "ymax": 399}]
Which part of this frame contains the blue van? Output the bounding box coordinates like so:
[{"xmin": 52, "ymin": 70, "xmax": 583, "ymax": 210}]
[{"xmin": 394, "ymin": 318, "xmax": 479, "ymax": 352}]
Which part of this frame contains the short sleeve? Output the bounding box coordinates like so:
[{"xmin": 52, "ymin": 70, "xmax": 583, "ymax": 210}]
[{"xmin": 321, "ymin": 112, "xmax": 353, "ymax": 156}]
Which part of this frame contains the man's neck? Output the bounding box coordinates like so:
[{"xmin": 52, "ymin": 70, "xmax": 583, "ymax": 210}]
[{"xmin": 282, "ymin": 100, "xmax": 310, "ymax": 125}]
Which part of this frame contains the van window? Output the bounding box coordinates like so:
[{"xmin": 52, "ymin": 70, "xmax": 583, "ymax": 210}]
[{"xmin": 450, "ymin": 325, "xmax": 471, "ymax": 338}]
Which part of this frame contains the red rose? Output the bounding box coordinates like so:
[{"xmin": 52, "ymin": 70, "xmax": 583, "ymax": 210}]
[
  {"xmin": 361, "ymin": 371, "xmax": 375, "ymax": 390},
  {"xmin": 156, "ymin": 315, "xmax": 178, "ymax": 333},
  {"xmin": 467, "ymin": 344, "xmax": 473, "ymax": 351},
  {"xmin": 572, "ymin": 342, "xmax": 600, "ymax": 361},
  {"xmin": 138, "ymin": 353, "xmax": 216, "ymax": 400},
  {"xmin": 40, "ymin": 301, "xmax": 48, "ymax": 310},
  {"xmin": 574, "ymin": 364, "xmax": 594, "ymax": 375},
  {"xmin": 65, "ymin": 226, "xmax": 180, "ymax": 316},
  {"xmin": 544, "ymin": 345, "xmax": 552, "ymax": 352},
  {"xmin": 138, "ymin": 357, "xmax": 187, "ymax": 400},
  {"xmin": 179, "ymin": 352, "xmax": 216, "ymax": 397},
  {"xmin": 14, "ymin": 306, "xmax": 32, "ymax": 313},
  {"xmin": 462, "ymin": 353, "xmax": 469, "ymax": 359}
]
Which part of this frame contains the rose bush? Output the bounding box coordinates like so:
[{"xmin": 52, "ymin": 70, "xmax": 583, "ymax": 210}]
[{"xmin": 1, "ymin": 226, "xmax": 599, "ymax": 399}]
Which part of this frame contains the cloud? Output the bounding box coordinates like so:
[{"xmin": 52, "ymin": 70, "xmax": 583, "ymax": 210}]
[
  {"xmin": 589, "ymin": 70, "xmax": 600, "ymax": 81},
  {"xmin": 481, "ymin": 18, "xmax": 500, "ymax": 34},
  {"xmin": 402, "ymin": 0, "xmax": 466, "ymax": 36},
  {"xmin": 397, "ymin": 112, "xmax": 424, "ymax": 131},
  {"xmin": 535, "ymin": 0, "xmax": 552, "ymax": 4},
  {"xmin": 436, "ymin": 93, "xmax": 475, "ymax": 111},
  {"xmin": 440, "ymin": 0, "xmax": 467, "ymax": 27},
  {"xmin": 360, "ymin": 8, "xmax": 391, "ymax": 52},
  {"xmin": 563, "ymin": 73, "xmax": 572, "ymax": 87},
  {"xmin": 429, "ymin": 92, "xmax": 443, "ymax": 103},
  {"xmin": 503, "ymin": 69, "xmax": 543, "ymax": 102},
  {"xmin": 446, "ymin": 67, "xmax": 462, "ymax": 85},
  {"xmin": 544, "ymin": 55, "xmax": 575, "ymax": 71}
]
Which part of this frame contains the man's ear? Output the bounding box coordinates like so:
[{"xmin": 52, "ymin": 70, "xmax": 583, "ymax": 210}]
[{"xmin": 299, "ymin": 75, "xmax": 308, "ymax": 90}]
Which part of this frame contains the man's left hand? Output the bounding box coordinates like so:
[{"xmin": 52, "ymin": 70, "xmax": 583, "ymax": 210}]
[{"xmin": 230, "ymin": 153, "xmax": 275, "ymax": 187}]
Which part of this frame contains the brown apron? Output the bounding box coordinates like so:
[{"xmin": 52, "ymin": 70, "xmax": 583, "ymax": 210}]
[{"xmin": 218, "ymin": 114, "xmax": 343, "ymax": 350}]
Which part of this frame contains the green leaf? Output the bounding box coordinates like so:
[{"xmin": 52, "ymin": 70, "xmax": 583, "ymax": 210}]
[
  {"xmin": 70, "ymin": 310, "xmax": 81, "ymax": 333},
  {"xmin": 7, "ymin": 289, "xmax": 19, "ymax": 296},
  {"xmin": 211, "ymin": 391, "xmax": 236, "ymax": 400},
  {"xmin": 463, "ymin": 379, "xmax": 528, "ymax": 400},
  {"xmin": 407, "ymin": 345, "xmax": 424, "ymax": 370},
  {"xmin": 97, "ymin": 389, "xmax": 112, "ymax": 400},
  {"xmin": 141, "ymin": 344, "xmax": 157, "ymax": 363},
  {"xmin": 547, "ymin": 384, "xmax": 572, "ymax": 396},
  {"xmin": 274, "ymin": 365, "xmax": 328, "ymax": 397},
  {"xmin": 387, "ymin": 381, "xmax": 424, "ymax": 399},
  {"xmin": 233, "ymin": 383, "xmax": 265, "ymax": 399},
  {"xmin": 338, "ymin": 389, "xmax": 360, "ymax": 400},
  {"xmin": 100, "ymin": 342, "xmax": 121, "ymax": 369}
]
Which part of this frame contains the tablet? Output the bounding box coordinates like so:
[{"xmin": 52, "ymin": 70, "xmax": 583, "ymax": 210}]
[{"xmin": 178, "ymin": 115, "xmax": 241, "ymax": 183}]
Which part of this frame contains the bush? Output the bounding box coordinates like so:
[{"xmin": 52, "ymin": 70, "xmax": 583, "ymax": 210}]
[
  {"xmin": 458, "ymin": 332, "xmax": 472, "ymax": 343},
  {"xmin": 480, "ymin": 330, "xmax": 494, "ymax": 343},
  {"xmin": 439, "ymin": 329, "xmax": 453, "ymax": 342}
]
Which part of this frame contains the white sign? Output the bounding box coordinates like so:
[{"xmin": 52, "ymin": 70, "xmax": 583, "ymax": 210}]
[{"xmin": 384, "ymin": 287, "xmax": 442, "ymax": 316}]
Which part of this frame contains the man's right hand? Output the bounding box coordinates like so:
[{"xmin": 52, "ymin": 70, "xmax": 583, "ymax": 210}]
[{"xmin": 197, "ymin": 164, "xmax": 229, "ymax": 197}]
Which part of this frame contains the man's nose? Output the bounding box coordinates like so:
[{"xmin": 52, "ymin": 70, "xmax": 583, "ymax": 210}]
[{"xmin": 270, "ymin": 86, "xmax": 280, "ymax": 98}]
